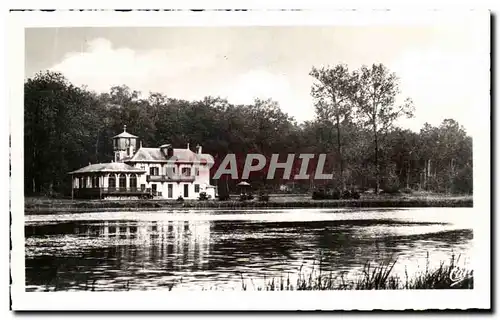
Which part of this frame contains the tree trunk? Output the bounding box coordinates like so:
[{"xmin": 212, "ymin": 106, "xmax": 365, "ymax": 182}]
[
  {"xmin": 449, "ymin": 159, "xmax": 454, "ymax": 194},
  {"xmin": 335, "ymin": 113, "xmax": 344, "ymax": 190},
  {"xmin": 427, "ymin": 159, "xmax": 432, "ymax": 178},
  {"xmin": 95, "ymin": 128, "xmax": 100, "ymax": 163},
  {"xmin": 406, "ymin": 160, "xmax": 410, "ymax": 189},
  {"xmin": 423, "ymin": 165, "xmax": 427, "ymax": 190},
  {"xmin": 32, "ymin": 148, "xmax": 36, "ymax": 194},
  {"xmin": 374, "ymin": 125, "xmax": 379, "ymax": 194}
]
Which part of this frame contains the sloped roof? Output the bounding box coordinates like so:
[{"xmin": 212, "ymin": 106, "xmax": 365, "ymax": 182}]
[
  {"xmin": 127, "ymin": 146, "xmax": 214, "ymax": 164},
  {"xmin": 68, "ymin": 162, "xmax": 145, "ymax": 174},
  {"xmin": 113, "ymin": 131, "xmax": 138, "ymax": 139},
  {"xmin": 128, "ymin": 148, "xmax": 167, "ymax": 162},
  {"xmin": 173, "ymin": 149, "xmax": 215, "ymax": 164},
  {"xmin": 173, "ymin": 148, "xmax": 198, "ymax": 162}
]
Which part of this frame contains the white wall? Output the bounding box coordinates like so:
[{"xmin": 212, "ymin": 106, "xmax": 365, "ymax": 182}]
[{"xmin": 129, "ymin": 161, "xmax": 214, "ymax": 200}]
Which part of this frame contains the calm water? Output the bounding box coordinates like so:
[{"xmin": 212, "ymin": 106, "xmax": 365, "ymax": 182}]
[{"xmin": 25, "ymin": 208, "xmax": 473, "ymax": 291}]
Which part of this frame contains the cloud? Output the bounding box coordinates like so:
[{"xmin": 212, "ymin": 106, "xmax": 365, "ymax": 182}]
[
  {"xmin": 46, "ymin": 32, "xmax": 486, "ymax": 133},
  {"xmin": 49, "ymin": 38, "xmax": 316, "ymax": 121},
  {"xmin": 50, "ymin": 38, "xmax": 217, "ymax": 94},
  {"xmin": 214, "ymin": 70, "xmax": 315, "ymax": 121}
]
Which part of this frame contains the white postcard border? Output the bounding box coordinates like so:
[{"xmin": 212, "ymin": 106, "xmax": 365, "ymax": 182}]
[{"xmin": 9, "ymin": 9, "xmax": 491, "ymax": 311}]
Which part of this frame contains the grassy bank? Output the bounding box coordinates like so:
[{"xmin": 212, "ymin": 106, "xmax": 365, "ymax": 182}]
[{"xmin": 24, "ymin": 194, "xmax": 472, "ymax": 214}]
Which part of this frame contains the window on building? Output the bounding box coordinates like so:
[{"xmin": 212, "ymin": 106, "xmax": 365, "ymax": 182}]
[
  {"xmin": 149, "ymin": 166, "xmax": 159, "ymax": 176},
  {"xmin": 195, "ymin": 168, "xmax": 200, "ymax": 176},
  {"xmin": 79, "ymin": 177, "xmax": 84, "ymax": 189},
  {"xmin": 140, "ymin": 184, "xmax": 146, "ymax": 191},
  {"xmin": 194, "ymin": 184, "xmax": 200, "ymax": 193},
  {"xmin": 130, "ymin": 174, "xmax": 137, "ymax": 189},
  {"xmin": 119, "ymin": 174, "xmax": 127, "ymax": 189},
  {"xmin": 92, "ymin": 176, "xmax": 99, "ymax": 188},
  {"xmin": 183, "ymin": 184, "xmax": 189, "ymax": 198},
  {"xmin": 108, "ymin": 174, "xmax": 116, "ymax": 189},
  {"xmin": 182, "ymin": 167, "xmax": 191, "ymax": 176}
]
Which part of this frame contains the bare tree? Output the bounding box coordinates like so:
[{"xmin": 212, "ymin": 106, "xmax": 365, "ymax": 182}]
[{"xmin": 351, "ymin": 64, "xmax": 414, "ymax": 194}]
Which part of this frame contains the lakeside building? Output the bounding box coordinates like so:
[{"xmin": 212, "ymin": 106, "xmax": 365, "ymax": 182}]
[{"xmin": 69, "ymin": 126, "xmax": 216, "ymax": 200}]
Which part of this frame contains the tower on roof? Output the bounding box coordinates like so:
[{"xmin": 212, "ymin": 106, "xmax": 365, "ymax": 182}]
[{"xmin": 113, "ymin": 125, "xmax": 138, "ymax": 162}]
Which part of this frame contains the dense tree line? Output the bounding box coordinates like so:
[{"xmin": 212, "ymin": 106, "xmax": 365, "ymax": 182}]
[{"xmin": 24, "ymin": 65, "xmax": 472, "ymax": 197}]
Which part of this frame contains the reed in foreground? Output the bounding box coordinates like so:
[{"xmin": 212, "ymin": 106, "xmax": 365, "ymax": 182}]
[
  {"xmin": 239, "ymin": 256, "xmax": 473, "ymax": 291},
  {"xmin": 43, "ymin": 255, "xmax": 472, "ymax": 291}
]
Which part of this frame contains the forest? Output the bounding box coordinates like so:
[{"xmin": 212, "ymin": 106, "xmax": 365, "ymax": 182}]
[{"xmin": 23, "ymin": 64, "xmax": 473, "ymax": 197}]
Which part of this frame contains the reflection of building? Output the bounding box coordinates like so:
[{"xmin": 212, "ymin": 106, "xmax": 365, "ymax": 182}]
[
  {"xmin": 77, "ymin": 220, "xmax": 211, "ymax": 270},
  {"xmin": 69, "ymin": 126, "xmax": 216, "ymax": 199}
]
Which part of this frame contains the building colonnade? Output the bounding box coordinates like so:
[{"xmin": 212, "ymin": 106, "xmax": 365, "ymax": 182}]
[{"xmin": 72, "ymin": 173, "xmax": 139, "ymax": 190}]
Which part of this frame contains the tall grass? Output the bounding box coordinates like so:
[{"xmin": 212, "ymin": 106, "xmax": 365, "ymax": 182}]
[
  {"xmin": 239, "ymin": 255, "xmax": 473, "ymax": 291},
  {"xmin": 40, "ymin": 254, "xmax": 472, "ymax": 292}
]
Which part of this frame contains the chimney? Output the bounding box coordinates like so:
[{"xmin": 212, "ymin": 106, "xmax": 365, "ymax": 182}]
[
  {"xmin": 140, "ymin": 140, "xmax": 143, "ymax": 148},
  {"xmin": 187, "ymin": 143, "xmax": 190, "ymax": 150},
  {"xmin": 196, "ymin": 144, "xmax": 202, "ymax": 154}
]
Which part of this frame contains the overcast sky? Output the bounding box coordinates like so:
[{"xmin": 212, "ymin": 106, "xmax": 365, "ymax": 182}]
[{"xmin": 25, "ymin": 25, "xmax": 487, "ymax": 133}]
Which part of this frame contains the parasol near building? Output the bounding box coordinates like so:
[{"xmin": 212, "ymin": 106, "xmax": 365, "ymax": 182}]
[{"xmin": 236, "ymin": 181, "xmax": 251, "ymax": 187}]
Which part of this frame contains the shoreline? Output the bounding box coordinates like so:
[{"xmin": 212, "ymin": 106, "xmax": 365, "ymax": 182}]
[{"xmin": 24, "ymin": 195, "xmax": 473, "ymax": 215}]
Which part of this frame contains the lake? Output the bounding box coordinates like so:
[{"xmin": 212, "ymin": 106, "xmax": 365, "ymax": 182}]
[{"xmin": 25, "ymin": 208, "xmax": 473, "ymax": 291}]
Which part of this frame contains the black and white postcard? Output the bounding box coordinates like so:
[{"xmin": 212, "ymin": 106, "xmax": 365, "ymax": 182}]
[{"xmin": 8, "ymin": 8, "xmax": 491, "ymax": 311}]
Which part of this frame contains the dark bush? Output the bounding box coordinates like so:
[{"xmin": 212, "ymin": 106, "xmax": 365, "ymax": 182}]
[
  {"xmin": 176, "ymin": 196, "xmax": 184, "ymax": 202},
  {"xmin": 341, "ymin": 190, "xmax": 351, "ymax": 199},
  {"xmin": 451, "ymin": 166, "xmax": 473, "ymax": 194},
  {"xmin": 312, "ymin": 189, "xmax": 345, "ymax": 200},
  {"xmin": 239, "ymin": 194, "xmax": 254, "ymax": 201},
  {"xmin": 312, "ymin": 189, "xmax": 327, "ymax": 200},
  {"xmin": 258, "ymin": 193, "xmax": 270, "ymax": 202},
  {"xmin": 218, "ymin": 194, "xmax": 230, "ymax": 201},
  {"xmin": 331, "ymin": 189, "xmax": 341, "ymax": 200},
  {"xmin": 350, "ymin": 190, "xmax": 360, "ymax": 199},
  {"xmin": 382, "ymin": 186, "xmax": 400, "ymax": 194},
  {"xmin": 401, "ymin": 188, "xmax": 413, "ymax": 194},
  {"xmin": 198, "ymin": 192, "xmax": 209, "ymax": 201}
]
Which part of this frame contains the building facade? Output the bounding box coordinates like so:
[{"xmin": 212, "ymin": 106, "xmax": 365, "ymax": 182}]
[{"xmin": 69, "ymin": 126, "xmax": 216, "ymax": 200}]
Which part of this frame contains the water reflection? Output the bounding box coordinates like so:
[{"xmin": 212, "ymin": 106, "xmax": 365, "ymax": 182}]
[
  {"xmin": 25, "ymin": 209, "xmax": 473, "ymax": 291},
  {"xmin": 26, "ymin": 220, "xmax": 211, "ymax": 291}
]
